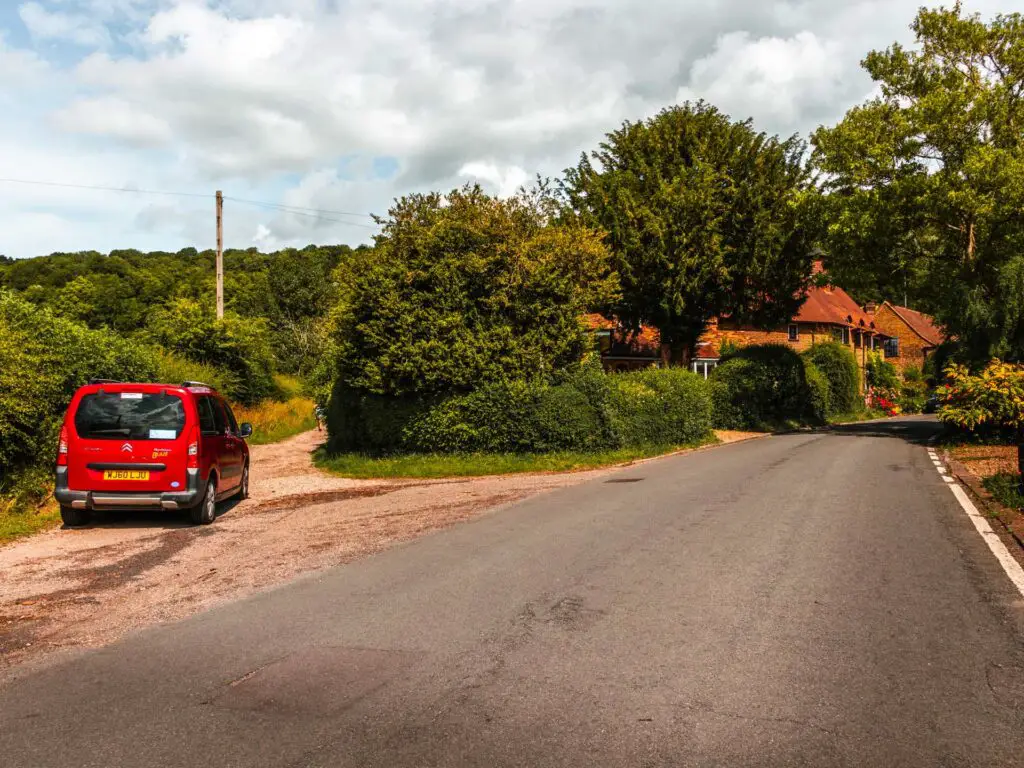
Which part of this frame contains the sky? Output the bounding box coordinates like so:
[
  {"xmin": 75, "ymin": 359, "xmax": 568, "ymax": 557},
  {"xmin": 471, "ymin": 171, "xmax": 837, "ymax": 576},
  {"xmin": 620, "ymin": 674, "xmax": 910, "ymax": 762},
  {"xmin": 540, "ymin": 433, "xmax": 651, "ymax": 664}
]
[{"xmin": 0, "ymin": 0, "xmax": 1016, "ymax": 259}]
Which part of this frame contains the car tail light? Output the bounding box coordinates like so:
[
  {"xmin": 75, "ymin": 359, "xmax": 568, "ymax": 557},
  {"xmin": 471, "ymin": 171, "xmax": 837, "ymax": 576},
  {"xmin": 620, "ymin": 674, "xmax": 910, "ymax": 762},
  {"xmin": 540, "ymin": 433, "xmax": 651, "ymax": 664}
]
[
  {"xmin": 57, "ymin": 425, "xmax": 68, "ymax": 466},
  {"xmin": 187, "ymin": 425, "xmax": 200, "ymax": 469}
]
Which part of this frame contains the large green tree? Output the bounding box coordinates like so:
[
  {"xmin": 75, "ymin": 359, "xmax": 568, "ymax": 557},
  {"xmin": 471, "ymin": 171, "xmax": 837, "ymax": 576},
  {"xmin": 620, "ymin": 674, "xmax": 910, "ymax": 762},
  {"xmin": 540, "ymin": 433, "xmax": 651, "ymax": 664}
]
[
  {"xmin": 813, "ymin": 3, "xmax": 1024, "ymax": 363},
  {"xmin": 333, "ymin": 184, "xmax": 616, "ymax": 397},
  {"xmin": 561, "ymin": 101, "xmax": 816, "ymax": 362}
]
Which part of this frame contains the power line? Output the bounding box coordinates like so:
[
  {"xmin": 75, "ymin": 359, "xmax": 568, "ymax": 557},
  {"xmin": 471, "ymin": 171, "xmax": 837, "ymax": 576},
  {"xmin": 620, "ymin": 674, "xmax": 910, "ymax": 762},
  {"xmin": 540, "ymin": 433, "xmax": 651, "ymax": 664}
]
[
  {"xmin": 224, "ymin": 195, "xmax": 375, "ymax": 220},
  {"xmin": 227, "ymin": 198, "xmax": 378, "ymax": 229},
  {"xmin": 0, "ymin": 177, "xmax": 211, "ymax": 199},
  {"xmin": 0, "ymin": 176, "xmax": 379, "ymax": 227}
]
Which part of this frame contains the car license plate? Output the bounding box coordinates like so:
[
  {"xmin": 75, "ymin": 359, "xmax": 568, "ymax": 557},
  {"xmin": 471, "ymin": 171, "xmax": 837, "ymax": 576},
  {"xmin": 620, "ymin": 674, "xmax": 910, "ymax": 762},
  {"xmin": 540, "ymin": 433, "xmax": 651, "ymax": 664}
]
[{"xmin": 103, "ymin": 470, "xmax": 150, "ymax": 481}]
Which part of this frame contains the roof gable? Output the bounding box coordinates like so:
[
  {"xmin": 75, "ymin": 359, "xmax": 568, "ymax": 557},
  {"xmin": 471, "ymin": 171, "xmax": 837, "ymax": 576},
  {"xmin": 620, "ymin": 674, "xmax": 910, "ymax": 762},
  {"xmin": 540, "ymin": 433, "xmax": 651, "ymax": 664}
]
[{"xmin": 881, "ymin": 303, "xmax": 945, "ymax": 346}]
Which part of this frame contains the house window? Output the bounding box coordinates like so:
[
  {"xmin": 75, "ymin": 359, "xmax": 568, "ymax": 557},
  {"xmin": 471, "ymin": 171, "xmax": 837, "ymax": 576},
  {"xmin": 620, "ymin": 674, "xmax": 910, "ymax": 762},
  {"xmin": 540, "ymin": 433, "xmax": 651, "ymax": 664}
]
[
  {"xmin": 854, "ymin": 330, "xmax": 862, "ymax": 349},
  {"xmin": 691, "ymin": 360, "xmax": 718, "ymax": 379},
  {"xmin": 884, "ymin": 338, "xmax": 900, "ymax": 358},
  {"xmin": 788, "ymin": 324, "xmax": 799, "ymax": 342},
  {"xmin": 832, "ymin": 327, "xmax": 850, "ymax": 345}
]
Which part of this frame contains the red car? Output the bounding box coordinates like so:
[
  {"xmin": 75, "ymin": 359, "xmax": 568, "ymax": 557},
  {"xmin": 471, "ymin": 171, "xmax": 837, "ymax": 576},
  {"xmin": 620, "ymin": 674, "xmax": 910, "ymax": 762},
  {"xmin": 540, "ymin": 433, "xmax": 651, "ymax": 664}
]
[{"xmin": 55, "ymin": 380, "xmax": 252, "ymax": 527}]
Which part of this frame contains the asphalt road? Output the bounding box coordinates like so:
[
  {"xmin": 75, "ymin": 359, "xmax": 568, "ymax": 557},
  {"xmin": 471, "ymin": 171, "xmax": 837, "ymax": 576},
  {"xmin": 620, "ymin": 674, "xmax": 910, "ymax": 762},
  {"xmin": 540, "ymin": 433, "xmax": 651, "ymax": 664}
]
[{"xmin": 3, "ymin": 416, "xmax": 1024, "ymax": 767}]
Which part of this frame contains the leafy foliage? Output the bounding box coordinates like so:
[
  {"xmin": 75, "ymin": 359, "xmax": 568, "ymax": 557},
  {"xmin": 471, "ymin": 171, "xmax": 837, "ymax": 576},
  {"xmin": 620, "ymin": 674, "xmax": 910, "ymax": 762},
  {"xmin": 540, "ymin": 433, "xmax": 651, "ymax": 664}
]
[
  {"xmin": 802, "ymin": 342, "xmax": 860, "ymax": 416},
  {"xmin": 562, "ymin": 100, "xmax": 816, "ymax": 360},
  {"xmin": 938, "ymin": 361, "xmax": 1024, "ymax": 433},
  {"xmin": 144, "ymin": 298, "xmax": 277, "ymax": 405},
  {"xmin": 326, "ymin": 363, "xmax": 713, "ymax": 455},
  {"xmin": 332, "ymin": 184, "xmax": 617, "ymax": 397},
  {"xmin": 709, "ymin": 344, "xmax": 826, "ymax": 429},
  {"xmin": 0, "ymin": 244, "xmax": 358, "ymax": 375},
  {"xmin": 0, "ymin": 292, "xmax": 159, "ymax": 502},
  {"xmin": 605, "ymin": 367, "xmax": 714, "ymax": 447},
  {"xmin": 812, "ymin": 5, "xmax": 1024, "ymax": 362}
]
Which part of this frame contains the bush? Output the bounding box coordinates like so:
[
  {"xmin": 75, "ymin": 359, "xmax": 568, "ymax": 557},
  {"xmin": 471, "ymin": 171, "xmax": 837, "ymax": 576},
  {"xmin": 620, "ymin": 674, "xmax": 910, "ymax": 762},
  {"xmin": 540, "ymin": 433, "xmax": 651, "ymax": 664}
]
[
  {"xmin": 326, "ymin": 363, "xmax": 713, "ymax": 455},
  {"xmin": 0, "ymin": 292, "xmax": 159, "ymax": 503},
  {"xmin": 803, "ymin": 360, "xmax": 832, "ymax": 424},
  {"xmin": 145, "ymin": 298, "xmax": 277, "ymax": 405},
  {"xmin": 866, "ymin": 353, "xmax": 900, "ymax": 393},
  {"xmin": 606, "ymin": 368, "xmax": 714, "ymax": 446},
  {"xmin": 709, "ymin": 344, "xmax": 821, "ymax": 429},
  {"xmin": 802, "ymin": 342, "xmax": 859, "ymax": 415}
]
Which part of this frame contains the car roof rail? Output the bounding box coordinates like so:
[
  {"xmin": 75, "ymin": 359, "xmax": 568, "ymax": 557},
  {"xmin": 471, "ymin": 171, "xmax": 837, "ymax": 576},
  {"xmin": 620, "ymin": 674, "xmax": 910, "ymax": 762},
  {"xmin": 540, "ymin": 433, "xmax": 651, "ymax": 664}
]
[
  {"xmin": 89, "ymin": 378, "xmax": 120, "ymax": 385},
  {"xmin": 181, "ymin": 380, "xmax": 210, "ymax": 388}
]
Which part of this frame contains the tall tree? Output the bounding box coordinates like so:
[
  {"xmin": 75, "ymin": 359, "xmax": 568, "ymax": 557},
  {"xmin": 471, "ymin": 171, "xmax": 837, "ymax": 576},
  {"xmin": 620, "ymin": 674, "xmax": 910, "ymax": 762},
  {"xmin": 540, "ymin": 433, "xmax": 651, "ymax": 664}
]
[
  {"xmin": 561, "ymin": 101, "xmax": 815, "ymax": 363},
  {"xmin": 813, "ymin": 3, "xmax": 1024, "ymax": 363}
]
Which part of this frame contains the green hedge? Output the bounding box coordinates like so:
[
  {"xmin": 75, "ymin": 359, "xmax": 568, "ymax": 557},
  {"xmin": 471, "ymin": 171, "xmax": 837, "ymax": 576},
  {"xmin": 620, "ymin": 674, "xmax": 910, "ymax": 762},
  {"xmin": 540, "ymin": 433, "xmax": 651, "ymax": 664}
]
[
  {"xmin": 606, "ymin": 368, "xmax": 713, "ymax": 447},
  {"xmin": 710, "ymin": 344, "xmax": 827, "ymax": 429},
  {"xmin": 326, "ymin": 360, "xmax": 714, "ymax": 455},
  {"xmin": 0, "ymin": 292, "xmax": 160, "ymax": 503},
  {"xmin": 802, "ymin": 342, "xmax": 859, "ymax": 415}
]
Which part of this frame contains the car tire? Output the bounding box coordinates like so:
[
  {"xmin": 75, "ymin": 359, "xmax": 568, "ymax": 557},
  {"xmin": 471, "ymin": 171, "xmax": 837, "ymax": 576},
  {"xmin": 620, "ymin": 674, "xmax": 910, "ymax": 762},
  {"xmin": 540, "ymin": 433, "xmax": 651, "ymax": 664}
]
[
  {"xmin": 60, "ymin": 505, "xmax": 90, "ymax": 527},
  {"xmin": 190, "ymin": 478, "xmax": 217, "ymax": 526},
  {"xmin": 236, "ymin": 462, "xmax": 249, "ymax": 500}
]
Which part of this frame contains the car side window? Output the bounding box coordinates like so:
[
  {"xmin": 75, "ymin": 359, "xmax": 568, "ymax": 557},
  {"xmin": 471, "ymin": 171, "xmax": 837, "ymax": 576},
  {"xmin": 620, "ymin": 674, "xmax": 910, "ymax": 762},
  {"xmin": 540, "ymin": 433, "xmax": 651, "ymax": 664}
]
[
  {"xmin": 221, "ymin": 400, "xmax": 239, "ymax": 434},
  {"xmin": 196, "ymin": 397, "xmax": 219, "ymax": 437},
  {"xmin": 211, "ymin": 399, "xmax": 228, "ymax": 434}
]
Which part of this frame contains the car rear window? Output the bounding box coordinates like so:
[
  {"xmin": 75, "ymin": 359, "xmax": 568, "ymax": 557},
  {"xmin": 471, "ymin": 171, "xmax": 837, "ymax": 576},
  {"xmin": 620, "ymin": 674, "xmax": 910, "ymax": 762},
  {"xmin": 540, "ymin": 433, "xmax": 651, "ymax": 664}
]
[{"xmin": 74, "ymin": 392, "xmax": 186, "ymax": 441}]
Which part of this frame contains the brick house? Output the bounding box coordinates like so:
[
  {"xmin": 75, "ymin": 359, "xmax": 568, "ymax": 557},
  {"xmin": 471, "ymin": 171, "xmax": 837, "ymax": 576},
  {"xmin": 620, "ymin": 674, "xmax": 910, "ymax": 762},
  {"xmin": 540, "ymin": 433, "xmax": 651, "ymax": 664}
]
[
  {"xmin": 864, "ymin": 301, "xmax": 945, "ymax": 370},
  {"xmin": 693, "ymin": 267, "xmax": 888, "ymax": 380},
  {"xmin": 585, "ymin": 262, "xmax": 896, "ymax": 383}
]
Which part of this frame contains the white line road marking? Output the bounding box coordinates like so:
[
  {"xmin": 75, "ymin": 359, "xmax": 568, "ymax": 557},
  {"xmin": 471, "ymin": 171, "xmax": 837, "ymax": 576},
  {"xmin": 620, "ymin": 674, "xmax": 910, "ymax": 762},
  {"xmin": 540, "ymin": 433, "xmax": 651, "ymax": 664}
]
[{"xmin": 934, "ymin": 452, "xmax": 1024, "ymax": 598}]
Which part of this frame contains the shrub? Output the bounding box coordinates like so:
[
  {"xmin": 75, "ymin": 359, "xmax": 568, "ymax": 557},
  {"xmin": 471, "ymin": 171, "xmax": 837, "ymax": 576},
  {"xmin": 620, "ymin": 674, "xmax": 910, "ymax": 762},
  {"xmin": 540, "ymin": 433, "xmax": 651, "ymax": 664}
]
[
  {"xmin": 606, "ymin": 368, "xmax": 714, "ymax": 446},
  {"xmin": 802, "ymin": 360, "xmax": 831, "ymax": 424},
  {"xmin": 866, "ymin": 353, "xmax": 900, "ymax": 393},
  {"xmin": 145, "ymin": 298, "xmax": 277, "ymax": 405},
  {"xmin": 802, "ymin": 342, "xmax": 859, "ymax": 415},
  {"xmin": 709, "ymin": 344, "xmax": 818, "ymax": 429},
  {"xmin": 0, "ymin": 292, "xmax": 159, "ymax": 503},
  {"xmin": 326, "ymin": 363, "xmax": 713, "ymax": 455}
]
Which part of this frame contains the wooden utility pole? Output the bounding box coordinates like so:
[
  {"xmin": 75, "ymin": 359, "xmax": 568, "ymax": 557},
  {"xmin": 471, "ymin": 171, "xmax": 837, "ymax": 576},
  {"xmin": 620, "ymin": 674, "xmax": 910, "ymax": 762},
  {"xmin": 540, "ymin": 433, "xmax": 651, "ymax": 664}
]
[{"xmin": 215, "ymin": 190, "xmax": 224, "ymax": 319}]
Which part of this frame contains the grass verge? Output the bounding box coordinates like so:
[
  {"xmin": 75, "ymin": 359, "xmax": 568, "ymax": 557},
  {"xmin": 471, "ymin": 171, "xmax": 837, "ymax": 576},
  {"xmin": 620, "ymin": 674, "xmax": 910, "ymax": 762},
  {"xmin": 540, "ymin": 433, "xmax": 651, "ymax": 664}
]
[
  {"xmin": 828, "ymin": 408, "xmax": 887, "ymax": 425},
  {"xmin": 235, "ymin": 396, "xmax": 317, "ymax": 446},
  {"xmin": 983, "ymin": 472, "xmax": 1024, "ymax": 511},
  {"xmin": 0, "ymin": 499, "xmax": 61, "ymax": 546},
  {"xmin": 314, "ymin": 438, "xmax": 717, "ymax": 479}
]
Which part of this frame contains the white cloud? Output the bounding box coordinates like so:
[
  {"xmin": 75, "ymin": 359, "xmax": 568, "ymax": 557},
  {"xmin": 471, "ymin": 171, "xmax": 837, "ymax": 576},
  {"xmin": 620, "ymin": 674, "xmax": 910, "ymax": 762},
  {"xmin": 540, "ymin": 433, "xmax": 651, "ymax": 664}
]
[
  {"xmin": 0, "ymin": 0, "xmax": 1016, "ymax": 257},
  {"xmin": 677, "ymin": 31, "xmax": 848, "ymax": 134},
  {"xmin": 18, "ymin": 1, "xmax": 111, "ymax": 47},
  {"xmin": 459, "ymin": 162, "xmax": 530, "ymax": 198}
]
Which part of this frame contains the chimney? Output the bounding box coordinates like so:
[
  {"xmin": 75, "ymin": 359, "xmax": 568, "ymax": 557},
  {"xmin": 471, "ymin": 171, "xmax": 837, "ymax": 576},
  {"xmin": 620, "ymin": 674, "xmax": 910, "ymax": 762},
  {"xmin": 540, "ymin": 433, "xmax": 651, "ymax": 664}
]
[{"xmin": 864, "ymin": 302, "xmax": 878, "ymax": 315}]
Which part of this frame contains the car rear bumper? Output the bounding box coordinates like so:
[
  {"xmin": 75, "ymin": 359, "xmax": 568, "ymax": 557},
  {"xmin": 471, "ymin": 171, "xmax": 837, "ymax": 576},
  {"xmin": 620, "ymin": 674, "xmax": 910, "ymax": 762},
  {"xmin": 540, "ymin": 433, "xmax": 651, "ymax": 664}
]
[{"xmin": 54, "ymin": 467, "xmax": 203, "ymax": 511}]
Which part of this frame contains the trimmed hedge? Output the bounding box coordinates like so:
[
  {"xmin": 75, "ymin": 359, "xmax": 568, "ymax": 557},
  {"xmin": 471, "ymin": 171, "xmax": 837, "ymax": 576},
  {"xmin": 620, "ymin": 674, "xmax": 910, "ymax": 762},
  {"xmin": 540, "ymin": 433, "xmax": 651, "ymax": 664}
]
[
  {"xmin": 710, "ymin": 343, "xmax": 827, "ymax": 429},
  {"xmin": 802, "ymin": 342, "xmax": 859, "ymax": 415},
  {"xmin": 326, "ymin": 361, "xmax": 714, "ymax": 455},
  {"xmin": 606, "ymin": 367, "xmax": 713, "ymax": 447}
]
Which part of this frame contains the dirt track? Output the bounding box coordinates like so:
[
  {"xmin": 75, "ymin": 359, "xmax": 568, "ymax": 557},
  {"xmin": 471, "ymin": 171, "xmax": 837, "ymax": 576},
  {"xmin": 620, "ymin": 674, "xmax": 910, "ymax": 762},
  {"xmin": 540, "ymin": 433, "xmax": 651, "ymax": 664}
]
[{"xmin": 0, "ymin": 431, "xmax": 614, "ymax": 678}]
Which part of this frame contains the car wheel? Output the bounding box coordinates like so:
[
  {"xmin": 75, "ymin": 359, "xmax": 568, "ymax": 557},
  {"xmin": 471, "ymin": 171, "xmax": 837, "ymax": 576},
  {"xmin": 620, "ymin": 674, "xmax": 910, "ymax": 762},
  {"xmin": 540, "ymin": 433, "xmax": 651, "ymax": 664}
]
[
  {"xmin": 237, "ymin": 462, "xmax": 249, "ymax": 500},
  {"xmin": 190, "ymin": 478, "xmax": 217, "ymax": 525},
  {"xmin": 59, "ymin": 505, "xmax": 90, "ymax": 528}
]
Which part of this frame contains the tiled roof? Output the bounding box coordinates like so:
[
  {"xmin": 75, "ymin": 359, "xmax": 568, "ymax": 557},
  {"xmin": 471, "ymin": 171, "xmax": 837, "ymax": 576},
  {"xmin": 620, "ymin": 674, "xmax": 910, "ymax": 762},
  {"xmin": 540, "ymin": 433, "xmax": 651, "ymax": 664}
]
[
  {"xmin": 885, "ymin": 303, "xmax": 945, "ymax": 347},
  {"xmin": 795, "ymin": 284, "xmax": 877, "ymax": 329}
]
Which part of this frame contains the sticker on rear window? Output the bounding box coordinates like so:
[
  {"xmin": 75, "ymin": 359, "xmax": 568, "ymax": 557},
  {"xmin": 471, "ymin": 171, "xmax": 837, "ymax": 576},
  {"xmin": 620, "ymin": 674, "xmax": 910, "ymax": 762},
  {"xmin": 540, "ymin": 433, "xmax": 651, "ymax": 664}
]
[
  {"xmin": 148, "ymin": 429, "xmax": 177, "ymax": 440},
  {"xmin": 120, "ymin": 392, "xmax": 144, "ymax": 400}
]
